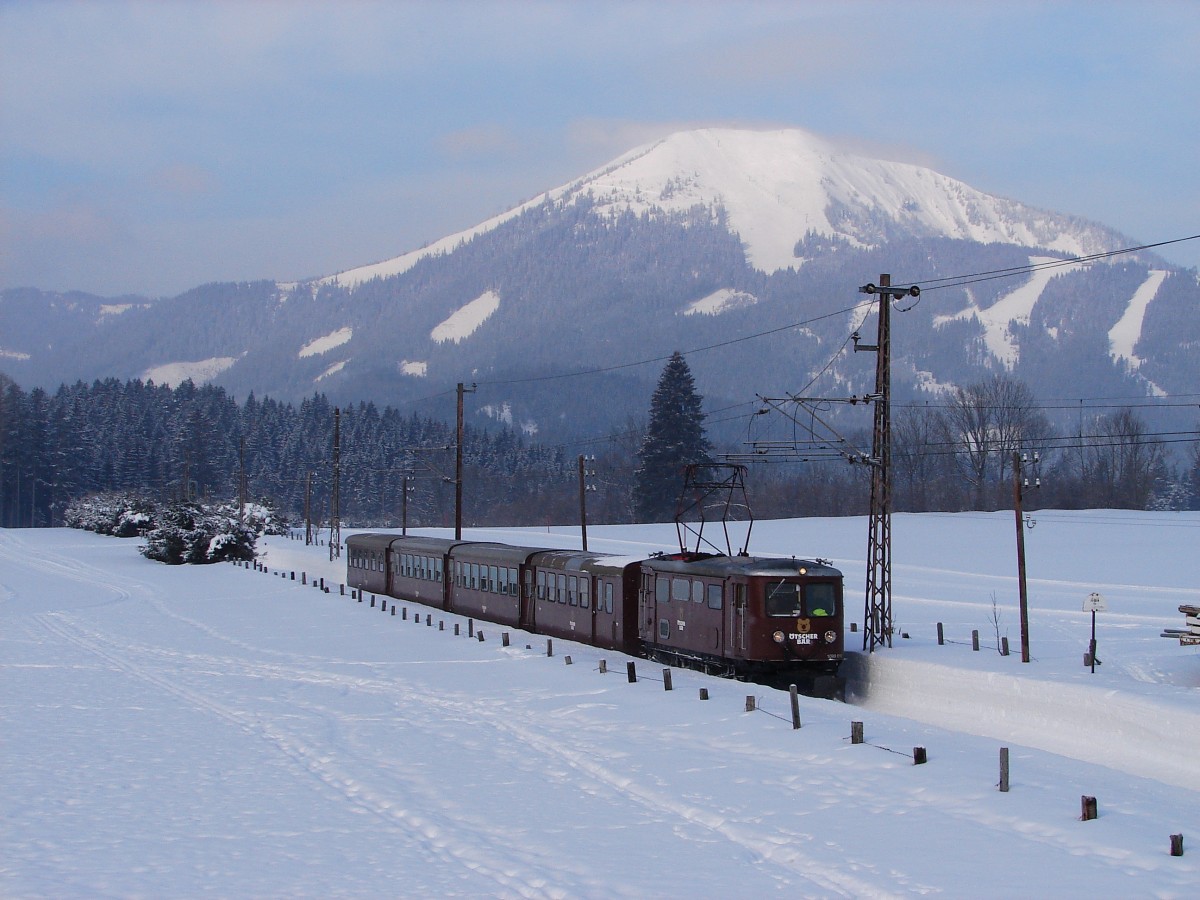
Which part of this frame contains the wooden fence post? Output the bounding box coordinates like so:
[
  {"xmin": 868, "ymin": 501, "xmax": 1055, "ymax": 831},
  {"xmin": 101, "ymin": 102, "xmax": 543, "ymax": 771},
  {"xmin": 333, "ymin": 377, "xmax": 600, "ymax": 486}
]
[
  {"xmin": 1170, "ymin": 834, "xmax": 1184, "ymax": 856},
  {"xmin": 565, "ymin": 655, "xmax": 572, "ymax": 665},
  {"xmin": 851, "ymin": 721, "xmax": 864, "ymax": 744},
  {"xmin": 599, "ymin": 659, "xmax": 607, "ymax": 674},
  {"xmin": 626, "ymin": 661, "xmax": 637, "ymax": 683},
  {"xmin": 913, "ymin": 747, "xmax": 928, "ymax": 765},
  {"xmin": 937, "ymin": 622, "xmax": 944, "ymax": 645},
  {"xmin": 745, "ymin": 695, "xmax": 756, "ymax": 712},
  {"xmin": 663, "ymin": 668, "xmax": 673, "ymax": 691},
  {"xmin": 502, "ymin": 632, "xmax": 510, "ymax": 647},
  {"xmin": 699, "ymin": 687, "xmax": 709, "ymax": 700},
  {"xmin": 789, "ymin": 684, "xmax": 801, "ymax": 729},
  {"xmin": 1081, "ymin": 796, "xmax": 1098, "ymax": 820},
  {"xmin": 972, "ymin": 630, "xmax": 980, "ymax": 651},
  {"xmin": 999, "ymin": 747, "xmax": 1010, "ymax": 792},
  {"xmin": 546, "ymin": 639, "xmax": 553, "ymax": 657}
]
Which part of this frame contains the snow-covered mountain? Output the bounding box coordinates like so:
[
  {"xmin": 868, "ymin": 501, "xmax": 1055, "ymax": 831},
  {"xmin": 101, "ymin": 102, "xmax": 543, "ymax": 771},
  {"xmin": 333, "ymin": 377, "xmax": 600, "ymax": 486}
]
[
  {"xmin": 2, "ymin": 128, "xmax": 1196, "ymax": 440},
  {"xmin": 327, "ymin": 127, "xmax": 1122, "ymax": 287}
]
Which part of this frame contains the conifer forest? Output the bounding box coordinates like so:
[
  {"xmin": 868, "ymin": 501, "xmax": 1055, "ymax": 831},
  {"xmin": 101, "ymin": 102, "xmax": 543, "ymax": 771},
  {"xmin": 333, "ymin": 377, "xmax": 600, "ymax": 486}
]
[{"xmin": 1, "ymin": 370, "xmax": 1197, "ymax": 532}]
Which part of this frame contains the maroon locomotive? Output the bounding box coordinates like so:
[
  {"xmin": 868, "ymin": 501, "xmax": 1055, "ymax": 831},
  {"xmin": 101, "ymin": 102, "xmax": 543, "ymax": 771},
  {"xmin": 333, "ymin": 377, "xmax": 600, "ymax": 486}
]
[{"xmin": 346, "ymin": 533, "xmax": 844, "ymax": 687}]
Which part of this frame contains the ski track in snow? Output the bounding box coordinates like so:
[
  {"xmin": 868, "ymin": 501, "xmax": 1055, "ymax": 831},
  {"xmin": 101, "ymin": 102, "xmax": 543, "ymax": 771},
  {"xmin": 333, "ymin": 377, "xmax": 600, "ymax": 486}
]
[{"xmin": 27, "ymin": 613, "xmax": 591, "ymax": 898}]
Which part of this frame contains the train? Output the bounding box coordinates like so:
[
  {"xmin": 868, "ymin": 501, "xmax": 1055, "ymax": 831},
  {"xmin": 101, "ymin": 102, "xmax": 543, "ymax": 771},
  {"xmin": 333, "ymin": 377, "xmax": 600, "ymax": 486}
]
[{"xmin": 346, "ymin": 532, "xmax": 846, "ymax": 693}]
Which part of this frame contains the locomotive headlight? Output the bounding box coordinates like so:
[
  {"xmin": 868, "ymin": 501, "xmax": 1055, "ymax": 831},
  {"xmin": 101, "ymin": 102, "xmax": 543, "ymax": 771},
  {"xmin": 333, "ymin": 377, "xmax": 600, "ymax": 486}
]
[
  {"xmin": 824, "ymin": 630, "xmax": 837, "ymax": 643},
  {"xmin": 773, "ymin": 630, "xmax": 786, "ymax": 644}
]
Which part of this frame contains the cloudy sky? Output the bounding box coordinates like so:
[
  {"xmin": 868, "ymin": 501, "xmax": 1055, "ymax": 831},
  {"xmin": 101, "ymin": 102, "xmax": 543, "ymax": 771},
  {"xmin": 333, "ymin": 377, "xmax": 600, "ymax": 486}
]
[{"xmin": 2, "ymin": 0, "xmax": 1197, "ymax": 297}]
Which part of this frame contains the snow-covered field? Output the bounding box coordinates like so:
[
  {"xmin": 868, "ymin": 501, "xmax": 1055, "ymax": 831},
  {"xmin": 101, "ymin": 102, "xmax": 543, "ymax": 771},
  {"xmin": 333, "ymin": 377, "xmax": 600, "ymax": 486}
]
[{"xmin": 3, "ymin": 511, "xmax": 1198, "ymax": 897}]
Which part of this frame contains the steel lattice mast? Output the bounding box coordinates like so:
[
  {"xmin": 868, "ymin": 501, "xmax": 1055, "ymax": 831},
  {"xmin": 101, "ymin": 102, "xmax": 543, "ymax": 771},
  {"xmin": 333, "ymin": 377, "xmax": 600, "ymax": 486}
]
[{"xmin": 856, "ymin": 274, "xmax": 918, "ymax": 652}]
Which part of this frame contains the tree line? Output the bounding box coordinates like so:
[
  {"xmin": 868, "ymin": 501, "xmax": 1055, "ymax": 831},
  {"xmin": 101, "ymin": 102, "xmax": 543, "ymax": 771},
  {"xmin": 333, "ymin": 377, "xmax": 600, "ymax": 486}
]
[{"xmin": 1, "ymin": 367, "xmax": 1196, "ymax": 534}]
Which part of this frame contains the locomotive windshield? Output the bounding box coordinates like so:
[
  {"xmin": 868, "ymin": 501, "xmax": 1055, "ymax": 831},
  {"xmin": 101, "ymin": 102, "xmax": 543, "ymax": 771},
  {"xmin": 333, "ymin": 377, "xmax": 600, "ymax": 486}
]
[{"xmin": 765, "ymin": 580, "xmax": 838, "ymax": 617}]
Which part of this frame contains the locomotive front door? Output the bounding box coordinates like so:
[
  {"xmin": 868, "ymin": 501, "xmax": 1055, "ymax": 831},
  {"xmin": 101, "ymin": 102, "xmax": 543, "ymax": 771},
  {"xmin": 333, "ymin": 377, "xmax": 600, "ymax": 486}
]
[{"xmin": 730, "ymin": 582, "xmax": 747, "ymax": 655}]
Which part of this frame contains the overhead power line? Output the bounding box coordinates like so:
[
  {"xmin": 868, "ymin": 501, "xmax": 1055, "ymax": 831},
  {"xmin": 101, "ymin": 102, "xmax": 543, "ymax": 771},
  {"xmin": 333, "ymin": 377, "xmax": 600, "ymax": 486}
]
[{"xmin": 887, "ymin": 234, "xmax": 1200, "ymax": 294}]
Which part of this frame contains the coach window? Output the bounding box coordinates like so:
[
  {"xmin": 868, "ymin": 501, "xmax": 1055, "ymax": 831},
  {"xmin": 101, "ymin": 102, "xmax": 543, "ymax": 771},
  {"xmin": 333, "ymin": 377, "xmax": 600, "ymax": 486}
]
[
  {"xmin": 580, "ymin": 577, "xmax": 590, "ymax": 609},
  {"xmin": 557, "ymin": 573, "xmax": 567, "ymax": 603},
  {"xmin": 435, "ymin": 560, "xmax": 442, "ymax": 583},
  {"xmin": 497, "ymin": 567, "xmax": 508, "ymax": 595},
  {"xmin": 488, "ymin": 565, "xmax": 498, "ymax": 593},
  {"xmin": 692, "ymin": 581, "xmax": 705, "ymax": 604},
  {"xmin": 671, "ymin": 577, "xmax": 691, "ymax": 603},
  {"xmin": 656, "ymin": 576, "xmax": 670, "ymax": 604},
  {"xmin": 605, "ymin": 582, "xmax": 614, "ymax": 613},
  {"xmin": 536, "ymin": 570, "xmax": 547, "ymax": 600},
  {"xmin": 509, "ymin": 567, "xmax": 519, "ymax": 596},
  {"xmin": 707, "ymin": 583, "xmax": 723, "ymax": 610},
  {"xmin": 568, "ymin": 575, "xmax": 578, "ymax": 606}
]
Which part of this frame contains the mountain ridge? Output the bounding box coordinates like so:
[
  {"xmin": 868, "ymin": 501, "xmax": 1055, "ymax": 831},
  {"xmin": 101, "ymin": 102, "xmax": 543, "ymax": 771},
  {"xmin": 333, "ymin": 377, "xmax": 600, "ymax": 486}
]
[{"xmin": 2, "ymin": 127, "xmax": 1194, "ymax": 445}]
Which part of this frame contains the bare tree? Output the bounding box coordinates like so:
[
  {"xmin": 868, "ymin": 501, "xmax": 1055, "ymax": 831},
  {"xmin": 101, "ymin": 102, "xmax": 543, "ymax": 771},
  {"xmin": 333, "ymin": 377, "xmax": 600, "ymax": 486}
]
[
  {"xmin": 1083, "ymin": 408, "xmax": 1166, "ymax": 508},
  {"xmin": 893, "ymin": 403, "xmax": 946, "ymax": 511},
  {"xmin": 938, "ymin": 375, "xmax": 1052, "ymax": 509}
]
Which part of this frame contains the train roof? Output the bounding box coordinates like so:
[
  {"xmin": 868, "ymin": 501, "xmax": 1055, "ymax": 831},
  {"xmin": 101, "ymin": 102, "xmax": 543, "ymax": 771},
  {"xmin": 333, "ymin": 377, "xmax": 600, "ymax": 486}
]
[
  {"xmin": 526, "ymin": 549, "xmax": 637, "ymax": 576},
  {"xmin": 449, "ymin": 542, "xmax": 557, "ymax": 565},
  {"xmin": 345, "ymin": 535, "xmax": 840, "ymax": 579},
  {"xmin": 643, "ymin": 554, "xmax": 842, "ymax": 579}
]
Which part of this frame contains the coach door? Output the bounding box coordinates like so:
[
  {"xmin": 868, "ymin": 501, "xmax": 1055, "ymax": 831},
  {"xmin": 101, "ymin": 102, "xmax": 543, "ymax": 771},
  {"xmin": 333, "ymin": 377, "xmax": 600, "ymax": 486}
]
[
  {"xmin": 520, "ymin": 566, "xmax": 536, "ymax": 630},
  {"xmin": 638, "ymin": 570, "xmax": 656, "ymax": 642}
]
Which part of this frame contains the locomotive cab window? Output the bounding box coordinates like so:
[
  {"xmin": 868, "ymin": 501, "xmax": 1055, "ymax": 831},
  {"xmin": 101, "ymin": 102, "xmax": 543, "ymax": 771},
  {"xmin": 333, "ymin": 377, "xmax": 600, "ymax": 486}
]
[
  {"xmin": 805, "ymin": 582, "xmax": 837, "ymax": 617},
  {"xmin": 707, "ymin": 583, "xmax": 723, "ymax": 610},
  {"xmin": 765, "ymin": 581, "xmax": 804, "ymax": 617}
]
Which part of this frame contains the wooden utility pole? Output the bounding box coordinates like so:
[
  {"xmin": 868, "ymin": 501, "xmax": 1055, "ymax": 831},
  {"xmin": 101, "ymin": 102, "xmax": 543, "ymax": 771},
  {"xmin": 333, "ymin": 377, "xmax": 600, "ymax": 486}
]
[
  {"xmin": 402, "ymin": 474, "xmax": 410, "ymax": 536},
  {"xmin": 304, "ymin": 471, "xmax": 313, "ymax": 545},
  {"xmin": 578, "ymin": 455, "xmax": 589, "ymax": 551},
  {"xmin": 238, "ymin": 436, "xmax": 246, "ymax": 522},
  {"xmin": 1013, "ymin": 450, "xmax": 1031, "ymax": 663},
  {"xmin": 455, "ymin": 383, "xmax": 475, "ymax": 540},
  {"xmin": 329, "ymin": 407, "xmax": 341, "ymax": 561}
]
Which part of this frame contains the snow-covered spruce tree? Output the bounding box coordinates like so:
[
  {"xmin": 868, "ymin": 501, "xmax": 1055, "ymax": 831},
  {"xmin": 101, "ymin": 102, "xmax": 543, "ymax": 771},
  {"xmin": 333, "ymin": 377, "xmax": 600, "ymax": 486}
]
[
  {"xmin": 63, "ymin": 491, "xmax": 157, "ymax": 536},
  {"xmin": 140, "ymin": 501, "xmax": 256, "ymax": 565},
  {"xmin": 634, "ymin": 351, "xmax": 712, "ymax": 523}
]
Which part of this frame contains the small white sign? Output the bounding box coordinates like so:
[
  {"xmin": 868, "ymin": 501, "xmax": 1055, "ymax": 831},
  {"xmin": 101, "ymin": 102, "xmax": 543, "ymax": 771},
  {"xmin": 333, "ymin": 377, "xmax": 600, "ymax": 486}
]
[{"xmin": 1084, "ymin": 592, "xmax": 1107, "ymax": 612}]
